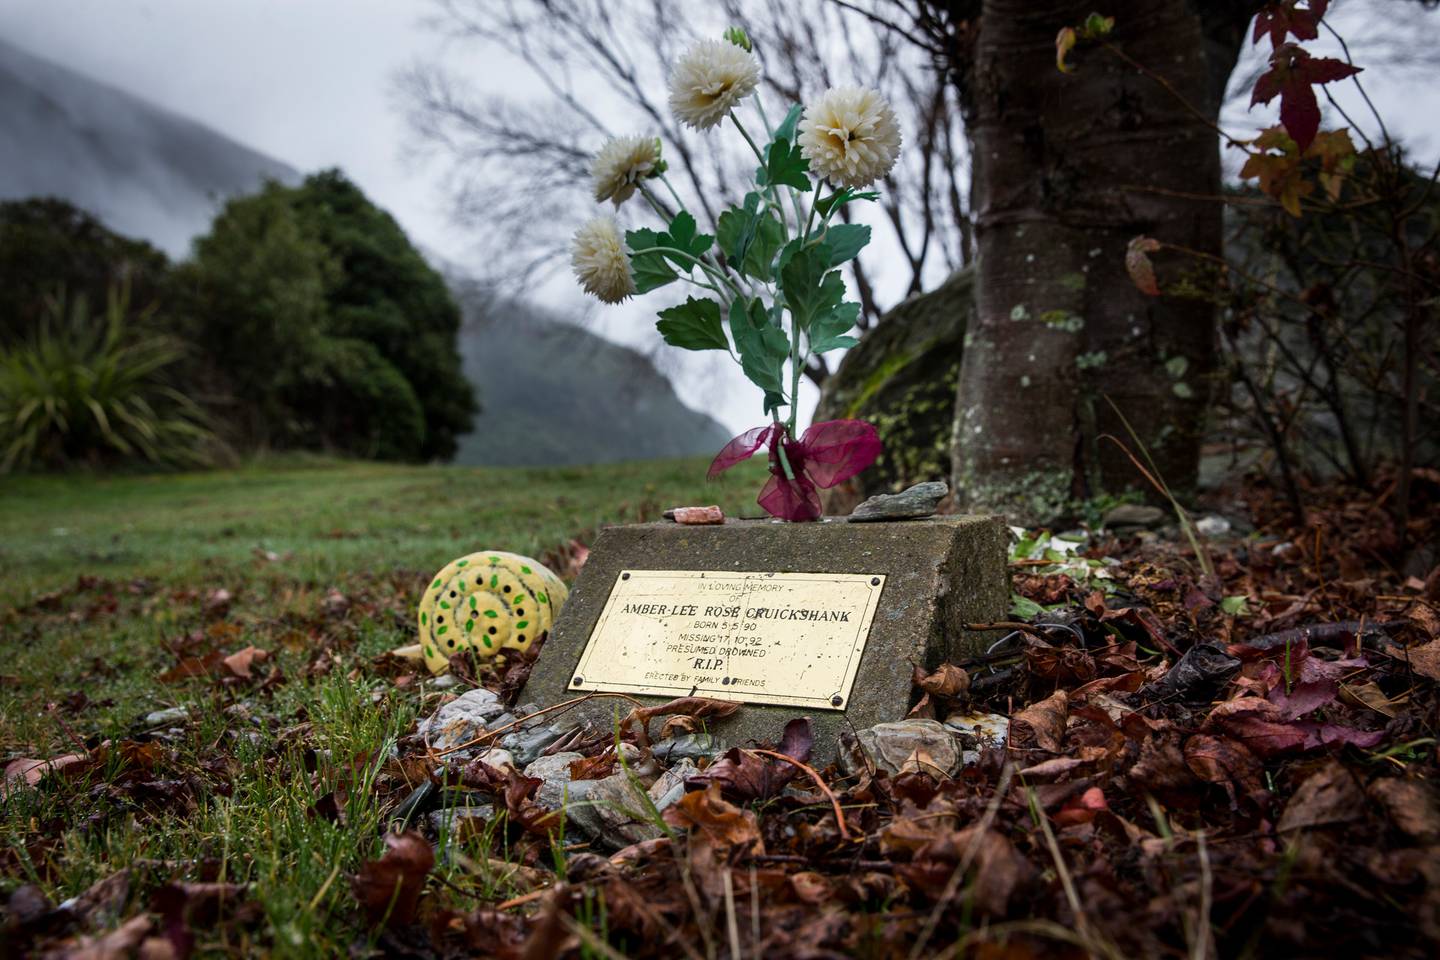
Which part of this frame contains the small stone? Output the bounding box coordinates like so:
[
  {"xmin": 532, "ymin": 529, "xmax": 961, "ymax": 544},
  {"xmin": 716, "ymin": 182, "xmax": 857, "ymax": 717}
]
[
  {"xmin": 428, "ymin": 798, "xmax": 496, "ymax": 836},
  {"xmin": 1195, "ymin": 514, "xmax": 1232, "ymax": 537},
  {"xmin": 144, "ymin": 706, "xmax": 190, "ymax": 726},
  {"xmin": 500, "ymin": 725, "xmax": 568, "ymax": 767},
  {"xmin": 849, "ymin": 719, "xmax": 961, "ymax": 777},
  {"xmin": 665, "ymin": 505, "xmax": 725, "ymax": 525},
  {"xmin": 430, "ymin": 674, "xmax": 462, "ymax": 690},
  {"xmin": 615, "ymin": 742, "xmax": 659, "ymax": 785},
  {"xmin": 565, "ymin": 772, "xmax": 664, "ymax": 851},
  {"xmin": 848, "ymin": 481, "xmax": 949, "ymax": 522},
  {"xmin": 1102, "ymin": 503, "xmax": 1167, "ymax": 528},
  {"xmin": 477, "ymin": 747, "xmax": 515, "ymax": 770},
  {"xmin": 417, "ymin": 688, "xmax": 507, "ymax": 761},
  {"xmin": 647, "ymin": 759, "xmax": 698, "ymax": 811},
  {"xmin": 943, "ymin": 711, "xmax": 1009, "ymax": 765},
  {"xmin": 651, "ymin": 733, "xmax": 726, "ymax": 764},
  {"xmin": 524, "ymin": 752, "xmax": 585, "ymax": 811}
]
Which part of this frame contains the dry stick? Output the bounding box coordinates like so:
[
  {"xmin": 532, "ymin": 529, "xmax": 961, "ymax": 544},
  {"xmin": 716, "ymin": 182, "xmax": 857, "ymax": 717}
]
[
  {"xmin": 1034, "ymin": 787, "xmax": 1105, "ymax": 955},
  {"xmin": 723, "ymin": 869, "xmax": 742, "ymax": 960},
  {"xmin": 747, "ymin": 748, "xmax": 851, "ymax": 841},
  {"xmin": 1193, "ymin": 831, "xmax": 1215, "ymax": 960},
  {"xmin": 906, "ymin": 762, "xmax": 1016, "ymax": 960},
  {"xmin": 494, "ymin": 888, "xmax": 549, "ymax": 911},
  {"xmin": 430, "ymin": 692, "xmax": 646, "ymax": 759}
]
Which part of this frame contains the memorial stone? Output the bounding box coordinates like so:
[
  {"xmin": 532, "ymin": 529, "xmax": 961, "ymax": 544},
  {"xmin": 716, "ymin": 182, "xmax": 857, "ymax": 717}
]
[{"xmin": 521, "ymin": 515, "xmax": 1008, "ymax": 763}]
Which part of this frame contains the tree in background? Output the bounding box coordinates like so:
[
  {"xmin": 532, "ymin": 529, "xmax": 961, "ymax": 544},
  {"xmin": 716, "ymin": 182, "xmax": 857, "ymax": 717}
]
[
  {"xmin": 401, "ymin": 0, "xmax": 966, "ymax": 384},
  {"xmin": 175, "ymin": 171, "xmax": 475, "ymax": 462},
  {"xmin": 287, "ymin": 171, "xmax": 475, "ymax": 460},
  {"xmin": 0, "ymin": 198, "xmax": 171, "ymax": 344}
]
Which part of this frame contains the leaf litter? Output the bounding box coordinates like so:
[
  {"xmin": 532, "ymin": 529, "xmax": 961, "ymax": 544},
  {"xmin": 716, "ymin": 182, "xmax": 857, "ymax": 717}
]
[{"xmin": 2, "ymin": 471, "xmax": 1439, "ymax": 957}]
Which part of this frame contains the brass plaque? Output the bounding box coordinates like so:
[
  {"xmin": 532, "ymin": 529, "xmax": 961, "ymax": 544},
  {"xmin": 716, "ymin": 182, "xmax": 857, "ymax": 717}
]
[{"xmin": 569, "ymin": 570, "xmax": 885, "ymax": 710}]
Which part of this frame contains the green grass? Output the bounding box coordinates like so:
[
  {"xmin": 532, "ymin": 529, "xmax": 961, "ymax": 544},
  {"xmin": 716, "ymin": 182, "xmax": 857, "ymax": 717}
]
[{"xmin": 0, "ymin": 454, "xmax": 765, "ymax": 955}]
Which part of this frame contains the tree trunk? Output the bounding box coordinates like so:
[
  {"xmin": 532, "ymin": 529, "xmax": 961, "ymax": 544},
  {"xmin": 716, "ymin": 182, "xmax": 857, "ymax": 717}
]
[{"xmin": 950, "ymin": 0, "xmax": 1250, "ymax": 519}]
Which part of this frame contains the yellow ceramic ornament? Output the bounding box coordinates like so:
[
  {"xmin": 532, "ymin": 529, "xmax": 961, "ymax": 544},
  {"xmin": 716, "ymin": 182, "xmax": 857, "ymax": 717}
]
[{"xmin": 416, "ymin": 551, "xmax": 568, "ymax": 675}]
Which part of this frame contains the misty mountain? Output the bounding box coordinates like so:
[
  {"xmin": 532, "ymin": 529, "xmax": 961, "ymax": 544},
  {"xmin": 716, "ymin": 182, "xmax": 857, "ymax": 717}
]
[
  {"xmin": 0, "ymin": 36, "xmax": 727, "ymax": 465},
  {"xmin": 0, "ymin": 36, "xmax": 297, "ymax": 256},
  {"xmin": 451, "ymin": 289, "xmax": 731, "ymax": 467}
]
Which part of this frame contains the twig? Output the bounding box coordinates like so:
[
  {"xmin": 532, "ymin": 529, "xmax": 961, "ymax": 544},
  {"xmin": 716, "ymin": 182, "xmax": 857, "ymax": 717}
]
[
  {"xmin": 430, "ymin": 692, "xmax": 644, "ymax": 759},
  {"xmin": 906, "ymin": 762, "xmax": 1015, "ymax": 960},
  {"xmin": 723, "ymin": 869, "xmax": 742, "ymax": 960},
  {"xmin": 748, "ymin": 749, "xmax": 851, "ymax": 840}
]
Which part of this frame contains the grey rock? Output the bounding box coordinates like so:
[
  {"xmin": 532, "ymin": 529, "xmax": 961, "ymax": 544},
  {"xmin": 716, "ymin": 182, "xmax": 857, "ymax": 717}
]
[
  {"xmin": 651, "ymin": 734, "xmax": 726, "ymax": 764},
  {"xmin": 144, "ymin": 706, "xmax": 190, "ymax": 726},
  {"xmin": 565, "ymin": 773, "xmax": 664, "ymax": 851},
  {"xmin": 647, "ymin": 759, "xmax": 698, "ymax": 811},
  {"xmin": 417, "ymin": 688, "xmax": 507, "ymax": 760},
  {"xmin": 1102, "ymin": 503, "xmax": 1167, "ymax": 528},
  {"xmin": 1195, "ymin": 514, "xmax": 1232, "ymax": 537},
  {"xmin": 849, "ymin": 719, "xmax": 962, "ymax": 777},
  {"xmin": 477, "ymin": 747, "xmax": 515, "ymax": 770},
  {"xmin": 813, "ymin": 268, "xmax": 974, "ymax": 511},
  {"xmin": 515, "ymin": 703, "xmax": 542, "ymax": 719},
  {"xmin": 523, "ymin": 751, "xmax": 585, "ymax": 811},
  {"xmin": 500, "ymin": 725, "xmax": 568, "ymax": 767},
  {"xmin": 943, "ymin": 711, "xmax": 1009, "ymax": 766},
  {"xmin": 849, "ymin": 481, "xmax": 950, "ymax": 522},
  {"xmin": 428, "ymin": 797, "xmax": 496, "ymax": 836},
  {"xmin": 429, "ymin": 674, "xmax": 462, "ymax": 690}
]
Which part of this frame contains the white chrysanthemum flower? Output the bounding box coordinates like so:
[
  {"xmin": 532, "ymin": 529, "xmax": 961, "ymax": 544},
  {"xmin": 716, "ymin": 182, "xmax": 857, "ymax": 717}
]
[
  {"xmin": 797, "ymin": 86, "xmax": 902, "ymax": 189},
  {"xmin": 668, "ymin": 39, "xmax": 760, "ymax": 131},
  {"xmin": 592, "ymin": 135, "xmax": 662, "ymax": 206},
  {"xmin": 571, "ymin": 216, "xmax": 636, "ymax": 304}
]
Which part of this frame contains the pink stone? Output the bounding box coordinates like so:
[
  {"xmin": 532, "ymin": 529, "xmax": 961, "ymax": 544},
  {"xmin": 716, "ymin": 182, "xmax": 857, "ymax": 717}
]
[{"xmin": 671, "ymin": 505, "xmax": 724, "ymax": 525}]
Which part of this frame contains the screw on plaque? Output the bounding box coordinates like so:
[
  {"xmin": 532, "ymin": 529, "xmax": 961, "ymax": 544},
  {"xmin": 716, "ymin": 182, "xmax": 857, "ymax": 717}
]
[
  {"xmin": 572, "ymin": 677, "xmax": 584, "ymax": 686},
  {"xmin": 621, "ymin": 572, "xmax": 631, "ymax": 580},
  {"xmin": 870, "ymin": 577, "xmax": 880, "ymax": 586},
  {"xmin": 831, "ymin": 695, "xmax": 843, "ymax": 707}
]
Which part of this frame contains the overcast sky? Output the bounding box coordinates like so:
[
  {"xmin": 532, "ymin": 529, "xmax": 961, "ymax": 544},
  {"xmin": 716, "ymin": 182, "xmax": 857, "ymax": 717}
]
[{"xmin": 1, "ymin": 0, "xmax": 1436, "ymax": 434}]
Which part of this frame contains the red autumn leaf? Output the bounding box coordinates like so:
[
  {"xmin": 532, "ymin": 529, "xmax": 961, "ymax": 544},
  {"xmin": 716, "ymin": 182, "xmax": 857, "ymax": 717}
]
[
  {"xmin": 1251, "ymin": 43, "xmax": 1361, "ymax": 151},
  {"xmin": 1052, "ymin": 786, "xmax": 1108, "ymax": 826},
  {"xmin": 351, "ymin": 831, "xmax": 434, "ymax": 927},
  {"xmin": 1125, "ymin": 236, "xmax": 1162, "ymax": 296},
  {"xmin": 222, "ymin": 645, "xmax": 269, "ymax": 679},
  {"xmin": 1253, "ymin": 0, "xmax": 1328, "ymax": 48}
]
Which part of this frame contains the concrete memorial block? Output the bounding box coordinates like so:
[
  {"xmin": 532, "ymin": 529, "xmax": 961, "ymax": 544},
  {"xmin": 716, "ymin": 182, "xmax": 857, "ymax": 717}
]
[{"xmin": 521, "ymin": 516, "xmax": 1008, "ymax": 763}]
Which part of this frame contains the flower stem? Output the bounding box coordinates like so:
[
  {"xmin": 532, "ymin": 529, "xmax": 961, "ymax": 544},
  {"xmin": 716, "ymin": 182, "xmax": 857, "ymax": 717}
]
[
  {"xmin": 772, "ymin": 414, "xmax": 797, "ymax": 481},
  {"xmin": 730, "ymin": 111, "xmax": 766, "ymax": 164},
  {"xmin": 803, "ymin": 178, "xmax": 823, "ymax": 241}
]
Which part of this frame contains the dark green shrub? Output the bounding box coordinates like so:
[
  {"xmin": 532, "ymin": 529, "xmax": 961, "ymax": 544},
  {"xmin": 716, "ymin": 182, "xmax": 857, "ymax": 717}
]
[{"xmin": 0, "ymin": 288, "xmax": 213, "ymax": 471}]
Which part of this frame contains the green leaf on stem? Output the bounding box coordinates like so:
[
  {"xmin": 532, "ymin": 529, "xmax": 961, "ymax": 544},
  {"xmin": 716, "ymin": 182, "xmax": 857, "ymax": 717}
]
[
  {"xmin": 728, "ymin": 297, "xmax": 789, "ymax": 402},
  {"xmin": 819, "ymin": 223, "xmax": 870, "ymax": 267},
  {"xmin": 656, "ymin": 297, "xmax": 729, "ymax": 352},
  {"xmin": 773, "ymin": 104, "xmax": 803, "ymax": 143},
  {"xmin": 808, "ymin": 301, "xmax": 861, "ymax": 354},
  {"xmin": 814, "ymin": 188, "xmax": 879, "ymax": 218},
  {"xmin": 779, "ymin": 243, "xmax": 845, "ymax": 334},
  {"xmin": 627, "ymin": 229, "xmax": 678, "ymax": 294},
  {"xmin": 665, "ymin": 210, "xmax": 714, "ymax": 260},
  {"xmin": 758, "ymin": 137, "xmax": 811, "ymax": 191},
  {"xmin": 626, "ymin": 212, "xmax": 714, "ymax": 294},
  {"xmin": 742, "ymin": 213, "xmax": 785, "ymax": 281},
  {"xmin": 716, "ymin": 192, "xmax": 763, "ymax": 269}
]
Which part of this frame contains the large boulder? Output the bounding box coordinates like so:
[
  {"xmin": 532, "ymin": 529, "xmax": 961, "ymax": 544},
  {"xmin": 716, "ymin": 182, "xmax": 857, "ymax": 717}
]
[{"xmin": 814, "ymin": 268, "xmax": 973, "ymax": 513}]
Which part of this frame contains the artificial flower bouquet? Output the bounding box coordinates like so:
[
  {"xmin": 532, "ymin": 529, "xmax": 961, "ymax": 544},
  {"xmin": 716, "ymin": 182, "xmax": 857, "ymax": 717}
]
[{"xmin": 570, "ymin": 27, "xmax": 901, "ymax": 521}]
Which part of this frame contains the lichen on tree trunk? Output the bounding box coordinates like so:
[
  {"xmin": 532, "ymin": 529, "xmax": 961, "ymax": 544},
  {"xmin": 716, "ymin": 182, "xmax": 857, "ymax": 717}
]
[{"xmin": 950, "ymin": 0, "xmax": 1250, "ymax": 521}]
